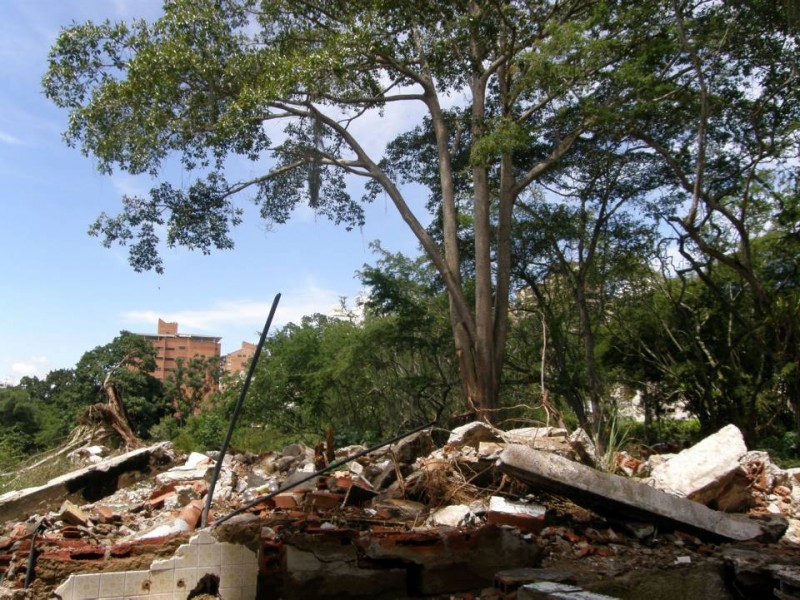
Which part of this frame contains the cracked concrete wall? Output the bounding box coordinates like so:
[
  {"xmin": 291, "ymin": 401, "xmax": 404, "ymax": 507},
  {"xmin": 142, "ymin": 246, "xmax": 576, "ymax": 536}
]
[{"xmin": 53, "ymin": 531, "xmax": 257, "ymax": 600}]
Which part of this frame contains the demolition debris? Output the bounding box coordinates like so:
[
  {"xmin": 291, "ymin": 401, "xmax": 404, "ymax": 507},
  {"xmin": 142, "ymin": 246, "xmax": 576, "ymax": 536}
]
[{"xmin": 0, "ymin": 423, "xmax": 799, "ymax": 598}]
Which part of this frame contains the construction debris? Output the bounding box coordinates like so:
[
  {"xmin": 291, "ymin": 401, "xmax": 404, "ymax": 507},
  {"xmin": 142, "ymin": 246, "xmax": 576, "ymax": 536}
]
[
  {"xmin": 2, "ymin": 423, "xmax": 800, "ymax": 598},
  {"xmin": 497, "ymin": 443, "xmax": 783, "ymax": 542},
  {"xmin": 0, "ymin": 442, "xmax": 174, "ymax": 524},
  {"xmin": 648, "ymin": 424, "xmax": 748, "ymax": 507}
]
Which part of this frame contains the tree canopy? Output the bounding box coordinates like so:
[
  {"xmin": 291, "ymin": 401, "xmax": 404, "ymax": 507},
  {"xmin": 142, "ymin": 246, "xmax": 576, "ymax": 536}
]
[{"xmin": 43, "ymin": 0, "xmax": 800, "ymax": 431}]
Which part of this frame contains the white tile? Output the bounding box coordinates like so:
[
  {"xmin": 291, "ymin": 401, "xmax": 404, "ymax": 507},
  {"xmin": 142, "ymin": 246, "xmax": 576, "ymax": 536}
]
[
  {"xmin": 241, "ymin": 546, "xmax": 258, "ymax": 567},
  {"xmin": 241, "ymin": 564, "xmax": 258, "ymax": 589},
  {"xmin": 53, "ymin": 575, "xmax": 74, "ymax": 600},
  {"xmin": 197, "ymin": 543, "xmax": 222, "ymax": 568},
  {"xmin": 220, "ymin": 542, "xmax": 241, "ymax": 566},
  {"xmin": 124, "ymin": 570, "xmax": 150, "ymax": 596},
  {"xmin": 201, "ymin": 566, "xmax": 221, "ymax": 579},
  {"xmin": 220, "ymin": 587, "xmax": 243, "ymax": 600},
  {"xmin": 150, "ymin": 568, "xmax": 174, "ymax": 594},
  {"xmin": 174, "ymin": 567, "xmax": 201, "ymax": 594},
  {"xmin": 242, "ymin": 584, "xmax": 258, "ymax": 600},
  {"xmin": 72, "ymin": 574, "xmax": 100, "ymax": 600},
  {"xmin": 190, "ymin": 530, "xmax": 216, "ymax": 545},
  {"xmin": 219, "ymin": 565, "xmax": 240, "ymax": 589},
  {"xmin": 174, "ymin": 544, "xmax": 198, "ymax": 567},
  {"xmin": 99, "ymin": 571, "xmax": 126, "ymax": 597}
]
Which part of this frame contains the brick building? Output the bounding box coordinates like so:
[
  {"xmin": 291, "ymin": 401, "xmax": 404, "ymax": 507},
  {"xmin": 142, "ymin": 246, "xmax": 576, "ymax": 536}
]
[
  {"xmin": 141, "ymin": 319, "xmax": 222, "ymax": 382},
  {"xmin": 223, "ymin": 341, "xmax": 257, "ymax": 378}
]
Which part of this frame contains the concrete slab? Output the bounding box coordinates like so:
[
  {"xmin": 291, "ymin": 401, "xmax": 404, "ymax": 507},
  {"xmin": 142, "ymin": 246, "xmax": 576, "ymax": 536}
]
[
  {"xmin": 498, "ymin": 445, "xmax": 783, "ymax": 542},
  {"xmin": 0, "ymin": 442, "xmax": 173, "ymax": 523}
]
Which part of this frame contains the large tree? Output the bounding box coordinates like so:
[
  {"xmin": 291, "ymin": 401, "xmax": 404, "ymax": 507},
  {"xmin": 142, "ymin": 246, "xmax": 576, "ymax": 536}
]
[
  {"xmin": 43, "ymin": 0, "xmax": 798, "ymax": 424},
  {"xmin": 43, "ymin": 0, "xmax": 650, "ymax": 420}
]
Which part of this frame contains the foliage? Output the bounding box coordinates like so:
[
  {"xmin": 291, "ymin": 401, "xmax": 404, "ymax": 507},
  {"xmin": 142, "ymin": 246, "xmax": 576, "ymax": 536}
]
[
  {"xmin": 35, "ymin": 0, "xmax": 800, "ymax": 446},
  {"xmin": 596, "ymin": 415, "xmax": 634, "ymax": 473},
  {"xmin": 42, "ymin": 0, "xmax": 702, "ymax": 420},
  {"xmin": 163, "ymin": 355, "xmax": 222, "ymax": 426},
  {"xmin": 0, "ymin": 453, "xmax": 75, "ymax": 496},
  {"xmin": 172, "ymin": 411, "xmax": 227, "ymax": 453},
  {"xmin": 74, "ymin": 331, "xmax": 171, "ymax": 437}
]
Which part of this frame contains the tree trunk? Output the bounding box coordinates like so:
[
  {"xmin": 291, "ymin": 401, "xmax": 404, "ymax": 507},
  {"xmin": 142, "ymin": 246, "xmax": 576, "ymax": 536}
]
[
  {"xmin": 575, "ymin": 284, "xmax": 604, "ymax": 447},
  {"xmin": 102, "ymin": 373, "xmax": 142, "ymax": 448},
  {"xmin": 468, "ymin": 3, "xmax": 500, "ymax": 422}
]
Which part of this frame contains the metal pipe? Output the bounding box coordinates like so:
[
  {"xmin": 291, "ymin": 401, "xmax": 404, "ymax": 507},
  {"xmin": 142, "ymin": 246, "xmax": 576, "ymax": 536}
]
[
  {"xmin": 210, "ymin": 420, "xmax": 436, "ymax": 528},
  {"xmin": 23, "ymin": 520, "xmax": 45, "ymax": 589},
  {"xmin": 201, "ymin": 293, "xmax": 281, "ymax": 527}
]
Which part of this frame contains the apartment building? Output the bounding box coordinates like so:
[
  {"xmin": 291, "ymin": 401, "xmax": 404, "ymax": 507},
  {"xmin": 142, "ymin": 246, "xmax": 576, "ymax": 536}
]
[
  {"xmin": 222, "ymin": 341, "xmax": 257, "ymax": 378},
  {"xmin": 141, "ymin": 319, "xmax": 222, "ymax": 382}
]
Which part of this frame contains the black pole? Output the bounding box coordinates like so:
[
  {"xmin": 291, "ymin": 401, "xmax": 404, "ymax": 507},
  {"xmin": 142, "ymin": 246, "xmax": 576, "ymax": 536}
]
[
  {"xmin": 23, "ymin": 520, "xmax": 45, "ymax": 589},
  {"xmin": 210, "ymin": 419, "xmax": 436, "ymax": 528},
  {"xmin": 201, "ymin": 293, "xmax": 281, "ymax": 527}
]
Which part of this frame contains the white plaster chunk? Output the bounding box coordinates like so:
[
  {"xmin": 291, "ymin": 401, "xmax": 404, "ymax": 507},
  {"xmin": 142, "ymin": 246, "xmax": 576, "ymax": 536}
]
[
  {"xmin": 649, "ymin": 424, "xmax": 748, "ymax": 505},
  {"xmin": 447, "ymin": 422, "xmax": 502, "ymax": 448},
  {"xmin": 430, "ymin": 504, "xmax": 473, "ymax": 527},
  {"xmin": 347, "ymin": 460, "xmax": 365, "ymax": 476},
  {"xmin": 503, "ymin": 427, "xmax": 567, "ymax": 443},
  {"xmin": 478, "ymin": 441, "xmax": 505, "ymax": 458},
  {"xmin": 155, "ymin": 465, "xmax": 211, "ymax": 484},
  {"xmin": 185, "ymin": 452, "xmax": 214, "ymax": 468},
  {"xmin": 489, "ymin": 495, "xmax": 546, "ymax": 518}
]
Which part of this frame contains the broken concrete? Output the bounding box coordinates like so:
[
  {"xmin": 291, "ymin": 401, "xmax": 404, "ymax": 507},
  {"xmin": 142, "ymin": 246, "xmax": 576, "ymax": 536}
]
[
  {"xmin": 569, "ymin": 428, "xmax": 599, "ymax": 467},
  {"xmin": 518, "ymin": 580, "xmax": 619, "ymax": 599},
  {"xmin": 430, "ymin": 504, "xmax": 472, "ymax": 527},
  {"xmin": 720, "ymin": 542, "xmax": 800, "ymax": 599},
  {"xmin": 649, "ymin": 424, "xmax": 747, "ymax": 506},
  {"xmin": 498, "ymin": 444, "xmax": 783, "ymax": 542},
  {"xmin": 0, "ymin": 442, "xmax": 173, "ymax": 523},
  {"xmin": 502, "ymin": 427, "xmax": 576, "ymax": 459},
  {"xmin": 447, "ymin": 421, "xmax": 503, "ymax": 448},
  {"xmin": 5, "ymin": 420, "xmax": 800, "ymax": 598},
  {"xmin": 390, "ymin": 427, "xmax": 435, "ymax": 463},
  {"xmin": 273, "ymin": 528, "xmax": 406, "ymax": 599}
]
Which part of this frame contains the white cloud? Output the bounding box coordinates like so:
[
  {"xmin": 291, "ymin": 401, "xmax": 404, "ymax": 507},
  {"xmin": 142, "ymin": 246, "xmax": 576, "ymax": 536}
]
[
  {"xmin": 9, "ymin": 356, "xmax": 49, "ymax": 380},
  {"xmin": 0, "ymin": 130, "xmax": 25, "ymax": 146},
  {"xmin": 110, "ymin": 173, "xmax": 151, "ymax": 198},
  {"xmin": 121, "ymin": 281, "xmax": 344, "ymax": 335}
]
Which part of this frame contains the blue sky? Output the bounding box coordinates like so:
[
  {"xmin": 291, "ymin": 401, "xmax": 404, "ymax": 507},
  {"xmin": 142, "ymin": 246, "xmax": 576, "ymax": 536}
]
[{"xmin": 0, "ymin": 0, "xmax": 432, "ymax": 384}]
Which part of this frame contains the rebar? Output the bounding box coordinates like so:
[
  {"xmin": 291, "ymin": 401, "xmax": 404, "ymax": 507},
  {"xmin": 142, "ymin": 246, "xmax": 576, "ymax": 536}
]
[{"xmin": 201, "ymin": 293, "xmax": 281, "ymax": 528}]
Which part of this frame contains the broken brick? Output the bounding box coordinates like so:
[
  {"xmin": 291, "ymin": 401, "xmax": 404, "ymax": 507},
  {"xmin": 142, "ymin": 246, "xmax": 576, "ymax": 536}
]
[
  {"xmin": 308, "ymin": 491, "xmax": 344, "ymax": 510},
  {"xmin": 274, "ymin": 492, "xmax": 306, "ymax": 509},
  {"xmin": 486, "ymin": 496, "xmax": 546, "ymax": 534}
]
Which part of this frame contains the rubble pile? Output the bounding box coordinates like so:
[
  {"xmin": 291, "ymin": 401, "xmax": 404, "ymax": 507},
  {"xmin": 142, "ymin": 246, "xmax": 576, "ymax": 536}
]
[{"xmin": 0, "ymin": 424, "xmax": 799, "ymax": 598}]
